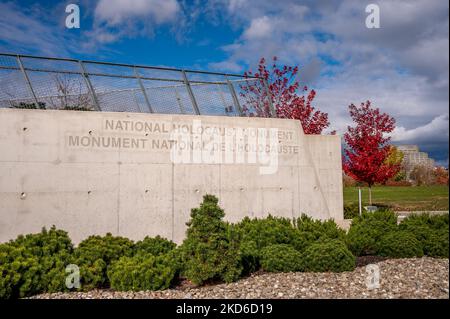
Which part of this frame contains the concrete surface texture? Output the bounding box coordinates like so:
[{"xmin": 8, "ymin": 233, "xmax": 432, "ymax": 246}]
[{"xmin": 0, "ymin": 108, "xmax": 343, "ymax": 244}]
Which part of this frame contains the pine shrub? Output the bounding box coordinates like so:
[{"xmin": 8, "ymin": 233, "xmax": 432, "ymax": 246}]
[
  {"xmin": 377, "ymin": 231, "xmax": 424, "ymax": 258},
  {"xmin": 108, "ymin": 253, "xmax": 177, "ymax": 291},
  {"xmin": 260, "ymin": 244, "xmax": 302, "ymax": 272},
  {"xmin": 179, "ymin": 194, "xmax": 242, "ymax": 285},
  {"xmin": 346, "ymin": 210, "xmax": 398, "ymax": 256},
  {"xmin": 300, "ymin": 240, "xmax": 356, "ymax": 272}
]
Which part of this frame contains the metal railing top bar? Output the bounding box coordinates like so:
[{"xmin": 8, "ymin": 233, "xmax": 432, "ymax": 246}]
[
  {"xmin": 0, "ymin": 52, "xmax": 259, "ymax": 79},
  {"xmin": 0, "ymin": 65, "xmax": 260, "ymax": 86}
]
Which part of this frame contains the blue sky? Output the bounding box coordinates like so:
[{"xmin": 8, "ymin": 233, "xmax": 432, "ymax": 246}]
[{"xmin": 0, "ymin": 0, "xmax": 449, "ymax": 165}]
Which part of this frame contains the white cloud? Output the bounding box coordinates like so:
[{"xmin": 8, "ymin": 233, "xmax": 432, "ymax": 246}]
[
  {"xmin": 243, "ymin": 16, "xmax": 273, "ymax": 39},
  {"xmin": 88, "ymin": 0, "xmax": 183, "ymax": 46},
  {"xmin": 392, "ymin": 114, "xmax": 449, "ymax": 144},
  {"xmin": 95, "ymin": 0, "xmax": 180, "ymax": 25}
]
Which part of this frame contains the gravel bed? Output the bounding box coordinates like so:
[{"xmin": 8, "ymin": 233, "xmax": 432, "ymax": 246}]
[{"xmin": 29, "ymin": 257, "xmax": 449, "ymax": 299}]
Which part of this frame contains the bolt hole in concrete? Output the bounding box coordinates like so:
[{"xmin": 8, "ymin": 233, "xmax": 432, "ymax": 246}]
[
  {"xmin": 145, "ymin": 189, "xmax": 149, "ymax": 193},
  {"xmin": 22, "ymin": 127, "xmax": 27, "ymax": 131},
  {"xmin": 88, "ymin": 131, "xmax": 93, "ymax": 135},
  {"xmin": 20, "ymin": 192, "xmax": 26, "ymax": 200},
  {"xmin": 88, "ymin": 191, "xmax": 91, "ymax": 194}
]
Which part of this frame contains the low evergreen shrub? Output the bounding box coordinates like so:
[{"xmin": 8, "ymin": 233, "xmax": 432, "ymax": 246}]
[
  {"xmin": 233, "ymin": 215, "xmax": 306, "ymax": 274},
  {"xmin": 260, "ymin": 244, "xmax": 302, "ymax": 272},
  {"xmin": 107, "ymin": 253, "xmax": 177, "ymax": 291},
  {"xmin": 399, "ymin": 213, "xmax": 449, "ymax": 257},
  {"xmin": 343, "ymin": 203, "xmax": 359, "ymax": 219},
  {"xmin": 0, "ymin": 226, "xmax": 73, "ymax": 298},
  {"xmin": 133, "ymin": 236, "xmax": 176, "ymax": 257},
  {"xmin": 377, "ymin": 231, "xmax": 424, "ymax": 258},
  {"xmin": 73, "ymin": 233, "xmax": 134, "ymax": 289},
  {"xmin": 179, "ymin": 195, "xmax": 242, "ymax": 285},
  {"xmin": 346, "ymin": 210, "xmax": 398, "ymax": 256},
  {"xmin": 295, "ymin": 214, "xmax": 346, "ymax": 245},
  {"xmin": 300, "ymin": 240, "xmax": 356, "ymax": 272}
]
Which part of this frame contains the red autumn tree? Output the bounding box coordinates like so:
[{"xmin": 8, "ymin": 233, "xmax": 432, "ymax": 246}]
[
  {"xmin": 240, "ymin": 56, "xmax": 331, "ymax": 134},
  {"xmin": 434, "ymin": 167, "xmax": 449, "ymax": 185},
  {"xmin": 343, "ymin": 101, "xmax": 400, "ymax": 204}
]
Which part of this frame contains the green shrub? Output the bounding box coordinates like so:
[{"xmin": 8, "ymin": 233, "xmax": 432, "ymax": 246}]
[
  {"xmin": 179, "ymin": 194, "xmax": 242, "ymax": 285},
  {"xmin": 134, "ymin": 236, "xmax": 176, "ymax": 257},
  {"xmin": 0, "ymin": 244, "xmax": 39, "ymax": 299},
  {"xmin": 399, "ymin": 213, "xmax": 449, "ymax": 257},
  {"xmin": 377, "ymin": 231, "xmax": 424, "ymax": 258},
  {"xmin": 260, "ymin": 244, "xmax": 302, "ymax": 272},
  {"xmin": 236, "ymin": 215, "xmax": 305, "ymax": 251},
  {"xmin": 12, "ymin": 102, "xmax": 46, "ymax": 109},
  {"xmin": 233, "ymin": 215, "xmax": 306, "ymax": 274},
  {"xmin": 0, "ymin": 226, "xmax": 73, "ymax": 298},
  {"xmin": 295, "ymin": 214, "xmax": 346, "ymax": 245},
  {"xmin": 73, "ymin": 233, "xmax": 134, "ymax": 290},
  {"xmin": 343, "ymin": 203, "xmax": 359, "ymax": 219},
  {"xmin": 424, "ymin": 229, "xmax": 449, "ymax": 258},
  {"xmin": 9, "ymin": 226, "xmax": 73, "ymax": 257},
  {"xmin": 237, "ymin": 238, "xmax": 260, "ymax": 275},
  {"xmin": 346, "ymin": 210, "xmax": 398, "ymax": 256},
  {"xmin": 62, "ymin": 106, "xmax": 92, "ymax": 111},
  {"xmin": 300, "ymin": 240, "xmax": 356, "ymax": 272},
  {"xmin": 107, "ymin": 253, "xmax": 177, "ymax": 291},
  {"xmin": 400, "ymin": 213, "xmax": 448, "ymax": 231}
]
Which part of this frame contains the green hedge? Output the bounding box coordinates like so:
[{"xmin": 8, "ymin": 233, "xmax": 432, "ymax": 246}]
[
  {"xmin": 346, "ymin": 210, "xmax": 398, "ymax": 256},
  {"xmin": 295, "ymin": 215, "xmax": 346, "ymax": 245},
  {"xmin": 399, "ymin": 214, "xmax": 449, "ymax": 258},
  {"xmin": 73, "ymin": 234, "xmax": 134, "ymax": 290},
  {"xmin": 134, "ymin": 236, "xmax": 176, "ymax": 257},
  {"xmin": 300, "ymin": 240, "xmax": 356, "ymax": 272},
  {"xmin": 343, "ymin": 203, "xmax": 359, "ymax": 219},
  {"xmin": 107, "ymin": 253, "xmax": 177, "ymax": 291},
  {"xmin": 1, "ymin": 199, "xmax": 448, "ymax": 299},
  {"xmin": 234, "ymin": 214, "xmax": 348, "ymax": 274},
  {"xmin": 0, "ymin": 226, "xmax": 73, "ymax": 298},
  {"xmin": 377, "ymin": 231, "xmax": 424, "ymax": 258},
  {"xmin": 260, "ymin": 244, "xmax": 302, "ymax": 272},
  {"xmin": 232, "ymin": 215, "xmax": 305, "ymax": 274}
]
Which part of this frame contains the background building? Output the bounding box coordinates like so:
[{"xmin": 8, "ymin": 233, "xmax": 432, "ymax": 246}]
[{"xmin": 397, "ymin": 145, "xmax": 436, "ymax": 178}]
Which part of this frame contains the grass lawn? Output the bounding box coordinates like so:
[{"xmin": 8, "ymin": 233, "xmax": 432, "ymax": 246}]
[{"xmin": 344, "ymin": 185, "xmax": 449, "ymax": 211}]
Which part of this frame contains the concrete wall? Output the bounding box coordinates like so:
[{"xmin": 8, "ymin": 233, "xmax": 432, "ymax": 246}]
[{"xmin": 0, "ymin": 108, "xmax": 343, "ymax": 244}]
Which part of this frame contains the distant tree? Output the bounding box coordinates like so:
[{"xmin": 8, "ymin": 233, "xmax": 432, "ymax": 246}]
[
  {"xmin": 343, "ymin": 101, "xmax": 400, "ymax": 204},
  {"xmin": 51, "ymin": 74, "xmax": 92, "ymax": 110},
  {"xmin": 410, "ymin": 165, "xmax": 435, "ymax": 186},
  {"xmin": 384, "ymin": 146, "xmax": 405, "ymax": 182},
  {"xmin": 241, "ymin": 57, "xmax": 332, "ymax": 134},
  {"xmin": 434, "ymin": 167, "xmax": 449, "ymax": 185}
]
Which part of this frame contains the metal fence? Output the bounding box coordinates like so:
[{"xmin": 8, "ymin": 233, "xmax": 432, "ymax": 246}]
[{"xmin": 0, "ymin": 53, "xmax": 275, "ymax": 118}]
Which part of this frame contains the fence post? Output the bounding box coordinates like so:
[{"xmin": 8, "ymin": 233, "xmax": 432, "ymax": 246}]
[
  {"xmin": 181, "ymin": 70, "xmax": 200, "ymax": 115},
  {"xmin": 134, "ymin": 67, "xmax": 154, "ymax": 113},
  {"xmin": 174, "ymin": 86, "xmax": 186, "ymax": 114},
  {"xmin": 16, "ymin": 55, "xmax": 39, "ymax": 106},
  {"xmin": 262, "ymin": 78, "xmax": 276, "ymax": 118},
  {"xmin": 78, "ymin": 61, "xmax": 101, "ymax": 111},
  {"xmin": 225, "ymin": 76, "xmax": 243, "ymax": 116}
]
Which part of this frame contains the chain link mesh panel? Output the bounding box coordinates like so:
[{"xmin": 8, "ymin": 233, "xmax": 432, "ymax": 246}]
[{"xmin": 0, "ymin": 53, "xmax": 275, "ymax": 118}]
